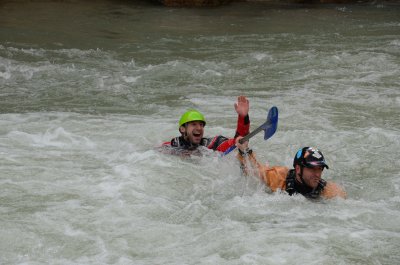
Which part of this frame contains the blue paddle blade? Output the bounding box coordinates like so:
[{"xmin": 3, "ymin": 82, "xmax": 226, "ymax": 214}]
[{"xmin": 262, "ymin": 106, "xmax": 278, "ymax": 140}]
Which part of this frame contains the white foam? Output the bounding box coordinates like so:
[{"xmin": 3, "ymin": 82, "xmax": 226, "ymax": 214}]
[
  {"xmin": 7, "ymin": 126, "xmax": 95, "ymax": 148},
  {"xmin": 389, "ymin": 40, "xmax": 400, "ymax": 46},
  {"xmin": 121, "ymin": 75, "xmax": 140, "ymax": 83},
  {"xmin": 251, "ymin": 52, "xmax": 273, "ymax": 62}
]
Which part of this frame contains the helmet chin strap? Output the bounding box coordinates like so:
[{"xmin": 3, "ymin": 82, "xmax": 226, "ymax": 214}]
[
  {"xmin": 183, "ymin": 129, "xmax": 190, "ymax": 143},
  {"xmin": 181, "ymin": 124, "xmax": 188, "ymax": 138},
  {"xmin": 298, "ymin": 166, "xmax": 309, "ymax": 188}
]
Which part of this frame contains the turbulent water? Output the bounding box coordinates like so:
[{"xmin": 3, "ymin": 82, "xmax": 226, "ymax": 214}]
[{"xmin": 1, "ymin": 0, "xmax": 400, "ymax": 264}]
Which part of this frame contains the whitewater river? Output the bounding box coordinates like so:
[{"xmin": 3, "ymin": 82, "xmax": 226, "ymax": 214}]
[{"xmin": 1, "ymin": 1, "xmax": 399, "ymax": 264}]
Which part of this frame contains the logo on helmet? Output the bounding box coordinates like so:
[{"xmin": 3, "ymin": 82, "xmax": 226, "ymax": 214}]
[{"xmin": 293, "ymin": 147, "xmax": 329, "ymax": 169}]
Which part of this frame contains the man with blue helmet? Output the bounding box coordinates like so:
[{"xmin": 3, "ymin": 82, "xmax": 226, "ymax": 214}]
[{"xmin": 236, "ymin": 141, "xmax": 346, "ymax": 199}]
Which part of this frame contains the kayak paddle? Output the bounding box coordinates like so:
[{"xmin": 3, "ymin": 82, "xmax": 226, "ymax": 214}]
[{"xmin": 222, "ymin": 106, "xmax": 278, "ymax": 156}]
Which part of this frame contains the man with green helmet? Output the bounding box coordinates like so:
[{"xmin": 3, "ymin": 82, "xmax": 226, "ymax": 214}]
[{"xmin": 162, "ymin": 96, "xmax": 250, "ymax": 153}]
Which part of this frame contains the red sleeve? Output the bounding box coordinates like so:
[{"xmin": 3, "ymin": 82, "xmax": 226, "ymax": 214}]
[
  {"xmin": 215, "ymin": 138, "xmax": 235, "ymax": 152},
  {"xmin": 235, "ymin": 114, "xmax": 250, "ymax": 138},
  {"xmin": 162, "ymin": 141, "xmax": 171, "ymax": 146},
  {"xmin": 208, "ymin": 114, "xmax": 250, "ymax": 152}
]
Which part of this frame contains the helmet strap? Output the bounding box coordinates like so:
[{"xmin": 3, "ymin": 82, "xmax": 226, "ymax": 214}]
[
  {"xmin": 182, "ymin": 124, "xmax": 190, "ymax": 142},
  {"xmin": 179, "ymin": 124, "xmax": 186, "ymax": 136},
  {"xmin": 297, "ymin": 166, "xmax": 308, "ymax": 187}
]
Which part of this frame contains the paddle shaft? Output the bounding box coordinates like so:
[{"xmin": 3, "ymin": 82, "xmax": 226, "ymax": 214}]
[
  {"xmin": 222, "ymin": 121, "xmax": 271, "ymax": 156},
  {"xmin": 238, "ymin": 121, "xmax": 269, "ymax": 144}
]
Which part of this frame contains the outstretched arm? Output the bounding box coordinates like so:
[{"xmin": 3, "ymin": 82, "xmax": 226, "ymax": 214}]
[
  {"xmin": 234, "ymin": 96, "xmax": 250, "ymax": 137},
  {"xmin": 235, "ymin": 137, "xmax": 285, "ymax": 191},
  {"xmin": 235, "ymin": 137, "xmax": 265, "ymax": 176},
  {"xmin": 209, "ymin": 96, "xmax": 250, "ymax": 153}
]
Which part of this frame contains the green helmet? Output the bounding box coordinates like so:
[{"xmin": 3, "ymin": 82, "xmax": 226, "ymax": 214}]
[{"xmin": 178, "ymin": 110, "xmax": 206, "ymax": 128}]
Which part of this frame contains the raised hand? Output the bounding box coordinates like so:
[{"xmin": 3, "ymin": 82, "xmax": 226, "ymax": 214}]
[{"xmin": 234, "ymin": 95, "xmax": 249, "ymax": 117}]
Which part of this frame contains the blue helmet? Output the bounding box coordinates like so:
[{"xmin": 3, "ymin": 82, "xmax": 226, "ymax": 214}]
[{"xmin": 293, "ymin": 147, "xmax": 329, "ymax": 169}]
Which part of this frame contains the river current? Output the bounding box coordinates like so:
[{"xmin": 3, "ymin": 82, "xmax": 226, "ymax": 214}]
[{"xmin": 1, "ymin": 1, "xmax": 399, "ymax": 264}]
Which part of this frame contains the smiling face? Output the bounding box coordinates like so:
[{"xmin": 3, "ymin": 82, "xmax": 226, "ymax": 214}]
[
  {"xmin": 179, "ymin": 121, "xmax": 205, "ymax": 145},
  {"xmin": 295, "ymin": 165, "xmax": 324, "ymax": 189}
]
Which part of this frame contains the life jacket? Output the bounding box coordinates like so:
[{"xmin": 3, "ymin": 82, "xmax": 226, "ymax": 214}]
[
  {"xmin": 285, "ymin": 169, "xmax": 327, "ymax": 199},
  {"xmin": 167, "ymin": 135, "xmax": 231, "ymax": 152}
]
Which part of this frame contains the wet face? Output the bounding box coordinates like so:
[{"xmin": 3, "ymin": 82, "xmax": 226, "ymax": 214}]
[
  {"xmin": 180, "ymin": 121, "xmax": 204, "ymax": 145},
  {"xmin": 295, "ymin": 165, "xmax": 323, "ymax": 189}
]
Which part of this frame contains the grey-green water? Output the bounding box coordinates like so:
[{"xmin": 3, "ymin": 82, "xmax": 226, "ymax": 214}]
[{"xmin": 1, "ymin": 1, "xmax": 400, "ymax": 264}]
